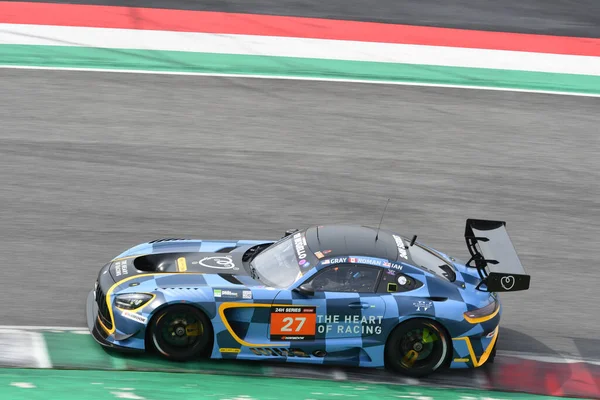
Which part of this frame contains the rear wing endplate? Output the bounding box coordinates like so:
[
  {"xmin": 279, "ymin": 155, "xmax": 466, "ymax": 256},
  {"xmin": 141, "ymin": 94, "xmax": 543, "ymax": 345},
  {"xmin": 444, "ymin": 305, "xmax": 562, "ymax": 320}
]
[{"xmin": 464, "ymin": 219, "xmax": 530, "ymax": 292}]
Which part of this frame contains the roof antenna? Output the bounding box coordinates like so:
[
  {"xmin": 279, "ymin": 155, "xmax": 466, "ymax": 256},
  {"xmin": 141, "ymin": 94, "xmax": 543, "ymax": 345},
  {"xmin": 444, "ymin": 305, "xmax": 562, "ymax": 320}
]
[
  {"xmin": 375, "ymin": 198, "xmax": 391, "ymax": 241},
  {"xmin": 316, "ymin": 225, "xmax": 321, "ymax": 243}
]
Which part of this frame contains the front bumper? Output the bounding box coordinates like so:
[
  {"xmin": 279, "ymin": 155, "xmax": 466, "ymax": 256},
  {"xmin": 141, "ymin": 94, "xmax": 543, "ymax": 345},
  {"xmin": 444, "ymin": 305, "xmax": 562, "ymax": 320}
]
[{"xmin": 85, "ymin": 289, "xmax": 143, "ymax": 353}]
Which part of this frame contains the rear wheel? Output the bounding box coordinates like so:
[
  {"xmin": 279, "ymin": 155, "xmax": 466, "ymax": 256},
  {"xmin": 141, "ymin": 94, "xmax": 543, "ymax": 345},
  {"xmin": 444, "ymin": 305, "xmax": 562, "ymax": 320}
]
[
  {"xmin": 385, "ymin": 319, "xmax": 451, "ymax": 377},
  {"xmin": 149, "ymin": 305, "xmax": 212, "ymax": 361}
]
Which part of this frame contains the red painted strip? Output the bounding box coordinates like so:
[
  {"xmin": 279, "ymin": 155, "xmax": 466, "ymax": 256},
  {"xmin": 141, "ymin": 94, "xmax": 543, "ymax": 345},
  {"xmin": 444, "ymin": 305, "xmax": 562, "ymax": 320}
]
[
  {"xmin": 1, "ymin": 1, "xmax": 599, "ymax": 56},
  {"xmin": 490, "ymin": 358, "xmax": 600, "ymax": 399}
]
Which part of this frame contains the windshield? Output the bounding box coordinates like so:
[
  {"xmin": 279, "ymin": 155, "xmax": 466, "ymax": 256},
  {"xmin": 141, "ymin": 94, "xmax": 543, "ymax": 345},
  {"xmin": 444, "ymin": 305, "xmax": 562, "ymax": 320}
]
[{"xmin": 250, "ymin": 233, "xmax": 312, "ymax": 288}]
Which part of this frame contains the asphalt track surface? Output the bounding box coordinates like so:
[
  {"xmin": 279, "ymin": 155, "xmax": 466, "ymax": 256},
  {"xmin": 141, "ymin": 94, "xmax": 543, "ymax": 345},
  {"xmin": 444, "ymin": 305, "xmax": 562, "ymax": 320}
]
[
  {"xmin": 22, "ymin": 0, "xmax": 600, "ymax": 37},
  {"xmin": 0, "ymin": 69, "xmax": 599, "ymax": 361}
]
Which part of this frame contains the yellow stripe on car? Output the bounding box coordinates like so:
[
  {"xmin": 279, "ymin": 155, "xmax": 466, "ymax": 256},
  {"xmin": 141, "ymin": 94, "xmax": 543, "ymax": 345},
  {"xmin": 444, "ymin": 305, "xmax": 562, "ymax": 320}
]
[{"xmin": 452, "ymin": 326, "xmax": 499, "ymax": 367}]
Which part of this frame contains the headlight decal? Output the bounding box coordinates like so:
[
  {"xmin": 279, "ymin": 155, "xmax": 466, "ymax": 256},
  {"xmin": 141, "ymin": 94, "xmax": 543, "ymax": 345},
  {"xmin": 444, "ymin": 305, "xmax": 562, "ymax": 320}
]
[{"xmin": 114, "ymin": 293, "xmax": 154, "ymax": 311}]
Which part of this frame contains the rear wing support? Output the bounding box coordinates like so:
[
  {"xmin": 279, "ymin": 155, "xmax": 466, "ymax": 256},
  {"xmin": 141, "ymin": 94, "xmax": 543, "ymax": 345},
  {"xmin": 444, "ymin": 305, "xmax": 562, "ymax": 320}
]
[{"xmin": 464, "ymin": 219, "xmax": 530, "ymax": 293}]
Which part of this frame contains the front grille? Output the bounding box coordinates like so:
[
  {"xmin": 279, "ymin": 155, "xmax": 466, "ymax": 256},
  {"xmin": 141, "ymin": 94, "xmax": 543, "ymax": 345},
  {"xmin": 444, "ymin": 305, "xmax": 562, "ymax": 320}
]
[{"xmin": 95, "ymin": 284, "xmax": 113, "ymax": 330}]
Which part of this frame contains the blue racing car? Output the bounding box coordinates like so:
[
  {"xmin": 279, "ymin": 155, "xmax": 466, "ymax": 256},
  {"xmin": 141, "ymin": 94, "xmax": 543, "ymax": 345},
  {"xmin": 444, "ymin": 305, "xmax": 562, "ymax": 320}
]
[{"xmin": 86, "ymin": 219, "xmax": 530, "ymax": 377}]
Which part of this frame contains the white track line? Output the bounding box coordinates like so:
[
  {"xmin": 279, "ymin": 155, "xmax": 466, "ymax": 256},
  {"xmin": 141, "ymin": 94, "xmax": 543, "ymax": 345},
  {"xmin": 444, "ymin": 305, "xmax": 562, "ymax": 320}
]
[
  {"xmin": 1, "ymin": 65, "xmax": 600, "ymax": 98},
  {"xmin": 0, "ymin": 325, "xmax": 88, "ymax": 331},
  {"xmin": 499, "ymin": 351, "xmax": 600, "ymax": 366}
]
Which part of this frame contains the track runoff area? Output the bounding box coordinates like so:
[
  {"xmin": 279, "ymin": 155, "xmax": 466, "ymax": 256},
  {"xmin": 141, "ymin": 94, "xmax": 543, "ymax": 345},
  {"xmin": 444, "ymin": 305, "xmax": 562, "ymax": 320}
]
[{"xmin": 1, "ymin": 2, "xmax": 600, "ymax": 400}]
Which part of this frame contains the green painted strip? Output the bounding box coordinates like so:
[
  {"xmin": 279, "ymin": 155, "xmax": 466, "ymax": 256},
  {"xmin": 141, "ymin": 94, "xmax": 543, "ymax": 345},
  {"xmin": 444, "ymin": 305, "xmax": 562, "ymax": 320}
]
[
  {"xmin": 43, "ymin": 332, "xmax": 114, "ymax": 370},
  {"xmin": 43, "ymin": 332, "xmax": 265, "ymax": 375},
  {"xmin": 2, "ymin": 44, "xmax": 600, "ymax": 94},
  {"xmin": 0, "ymin": 368, "xmax": 565, "ymax": 400}
]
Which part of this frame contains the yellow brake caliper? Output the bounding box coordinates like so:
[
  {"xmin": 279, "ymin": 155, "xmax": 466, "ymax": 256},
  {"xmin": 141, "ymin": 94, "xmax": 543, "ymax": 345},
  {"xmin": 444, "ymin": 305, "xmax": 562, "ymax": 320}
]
[
  {"xmin": 185, "ymin": 323, "xmax": 202, "ymax": 337},
  {"xmin": 402, "ymin": 350, "xmax": 419, "ymax": 367},
  {"xmin": 421, "ymin": 327, "xmax": 438, "ymax": 344}
]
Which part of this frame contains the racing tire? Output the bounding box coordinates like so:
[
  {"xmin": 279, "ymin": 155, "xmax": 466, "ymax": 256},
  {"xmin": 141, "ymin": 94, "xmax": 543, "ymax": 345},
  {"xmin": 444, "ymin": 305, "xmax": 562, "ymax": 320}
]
[
  {"xmin": 149, "ymin": 304, "xmax": 213, "ymax": 361},
  {"xmin": 385, "ymin": 318, "xmax": 451, "ymax": 377}
]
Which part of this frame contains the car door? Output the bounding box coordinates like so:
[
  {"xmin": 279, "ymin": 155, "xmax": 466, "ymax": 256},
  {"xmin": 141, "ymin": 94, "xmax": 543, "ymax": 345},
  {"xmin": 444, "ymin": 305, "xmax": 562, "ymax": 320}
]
[{"xmin": 272, "ymin": 263, "xmax": 386, "ymax": 344}]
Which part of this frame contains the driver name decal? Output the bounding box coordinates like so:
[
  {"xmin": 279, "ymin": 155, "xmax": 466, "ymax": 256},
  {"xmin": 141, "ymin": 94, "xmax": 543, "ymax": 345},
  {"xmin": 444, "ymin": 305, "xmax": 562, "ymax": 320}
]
[
  {"xmin": 317, "ymin": 314, "xmax": 384, "ymax": 335},
  {"xmin": 348, "ymin": 256, "xmax": 385, "ymax": 266},
  {"xmin": 321, "ymin": 257, "xmax": 347, "ymax": 265},
  {"xmin": 270, "ymin": 306, "xmax": 316, "ymax": 341}
]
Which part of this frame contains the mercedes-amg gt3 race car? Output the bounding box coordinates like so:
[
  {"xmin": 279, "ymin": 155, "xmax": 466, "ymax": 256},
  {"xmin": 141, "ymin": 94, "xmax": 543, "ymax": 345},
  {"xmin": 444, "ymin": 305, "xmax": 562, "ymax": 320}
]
[{"xmin": 86, "ymin": 219, "xmax": 530, "ymax": 377}]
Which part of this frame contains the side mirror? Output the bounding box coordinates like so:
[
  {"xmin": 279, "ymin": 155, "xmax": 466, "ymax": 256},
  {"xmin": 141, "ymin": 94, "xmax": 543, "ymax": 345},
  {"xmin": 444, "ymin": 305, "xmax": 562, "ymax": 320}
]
[{"xmin": 293, "ymin": 283, "xmax": 315, "ymax": 296}]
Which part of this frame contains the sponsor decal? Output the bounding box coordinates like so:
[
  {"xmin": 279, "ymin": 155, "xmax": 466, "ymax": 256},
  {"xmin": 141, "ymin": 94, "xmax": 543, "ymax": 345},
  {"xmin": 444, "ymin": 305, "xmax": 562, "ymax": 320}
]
[
  {"xmin": 414, "ymin": 300, "xmax": 433, "ymax": 312},
  {"xmin": 213, "ymin": 289, "xmax": 241, "ymax": 299},
  {"xmin": 500, "ymin": 275, "xmax": 515, "ymax": 290},
  {"xmin": 219, "ymin": 348, "xmax": 241, "ymax": 353},
  {"xmin": 121, "ymin": 310, "xmax": 147, "ymax": 324},
  {"xmin": 114, "ymin": 260, "xmax": 128, "ymax": 277},
  {"xmin": 299, "ymin": 259, "xmax": 307, "ymax": 266},
  {"xmin": 314, "ymin": 251, "xmax": 324, "ymax": 259},
  {"xmin": 393, "ymin": 235, "xmax": 408, "ymax": 260},
  {"xmin": 316, "ymin": 314, "xmax": 384, "ymax": 335},
  {"xmin": 250, "ymin": 348, "xmax": 309, "ymax": 358},
  {"xmin": 270, "ymin": 306, "xmax": 316, "ymax": 341},
  {"xmin": 293, "ymin": 232, "xmax": 307, "ymax": 260},
  {"xmin": 193, "ymin": 256, "xmax": 237, "ymax": 270},
  {"xmin": 486, "ymin": 330, "xmax": 496, "ymax": 339},
  {"xmin": 322, "ymin": 250, "xmax": 332, "ymax": 255},
  {"xmin": 242, "ymin": 290, "xmax": 252, "ymax": 299}
]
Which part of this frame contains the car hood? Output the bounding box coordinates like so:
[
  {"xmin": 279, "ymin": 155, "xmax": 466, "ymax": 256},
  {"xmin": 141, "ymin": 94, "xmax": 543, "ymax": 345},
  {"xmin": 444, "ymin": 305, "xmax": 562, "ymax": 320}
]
[
  {"xmin": 112, "ymin": 239, "xmax": 273, "ymax": 260},
  {"xmin": 108, "ymin": 252, "xmax": 258, "ymax": 285},
  {"xmin": 106, "ymin": 239, "xmax": 275, "ymax": 284}
]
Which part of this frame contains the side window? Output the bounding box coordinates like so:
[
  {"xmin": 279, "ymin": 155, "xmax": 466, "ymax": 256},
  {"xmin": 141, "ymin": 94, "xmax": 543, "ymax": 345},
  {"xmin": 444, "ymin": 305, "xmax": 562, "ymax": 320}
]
[
  {"xmin": 309, "ymin": 264, "xmax": 381, "ymax": 293},
  {"xmin": 377, "ymin": 269, "xmax": 423, "ymax": 293}
]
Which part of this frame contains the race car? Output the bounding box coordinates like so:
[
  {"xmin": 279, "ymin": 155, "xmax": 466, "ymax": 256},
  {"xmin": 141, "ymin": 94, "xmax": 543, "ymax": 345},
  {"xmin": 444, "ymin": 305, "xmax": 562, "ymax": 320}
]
[{"xmin": 86, "ymin": 219, "xmax": 530, "ymax": 377}]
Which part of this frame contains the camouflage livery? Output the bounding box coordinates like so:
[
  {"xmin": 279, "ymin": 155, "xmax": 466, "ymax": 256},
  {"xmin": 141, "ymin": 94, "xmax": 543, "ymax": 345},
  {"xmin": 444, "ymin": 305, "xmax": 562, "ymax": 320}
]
[{"xmin": 87, "ymin": 221, "xmax": 529, "ymax": 374}]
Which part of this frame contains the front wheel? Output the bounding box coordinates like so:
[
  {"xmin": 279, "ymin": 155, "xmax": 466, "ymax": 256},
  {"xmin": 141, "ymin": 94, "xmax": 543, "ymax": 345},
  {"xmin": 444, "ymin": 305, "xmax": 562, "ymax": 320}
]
[
  {"xmin": 385, "ymin": 319, "xmax": 451, "ymax": 377},
  {"xmin": 149, "ymin": 305, "xmax": 212, "ymax": 361}
]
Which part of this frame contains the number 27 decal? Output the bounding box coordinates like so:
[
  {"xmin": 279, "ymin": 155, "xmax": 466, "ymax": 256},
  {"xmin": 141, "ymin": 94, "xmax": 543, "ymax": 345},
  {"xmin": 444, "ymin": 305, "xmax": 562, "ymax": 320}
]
[
  {"xmin": 281, "ymin": 316, "xmax": 306, "ymax": 332},
  {"xmin": 269, "ymin": 306, "xmax": 316, "ymax": 341}
]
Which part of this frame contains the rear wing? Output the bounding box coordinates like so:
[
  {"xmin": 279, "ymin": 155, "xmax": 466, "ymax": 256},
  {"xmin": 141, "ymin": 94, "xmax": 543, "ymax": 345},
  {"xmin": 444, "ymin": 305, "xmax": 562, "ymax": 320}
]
[{"xmin": 464, "ymin": 219, "xmax": 530, "ymax": 292}]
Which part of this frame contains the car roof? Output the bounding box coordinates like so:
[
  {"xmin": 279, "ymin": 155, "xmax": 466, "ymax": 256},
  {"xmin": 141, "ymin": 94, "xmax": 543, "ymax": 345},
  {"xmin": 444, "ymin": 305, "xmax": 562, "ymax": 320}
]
[{"xmin": 304, "ymin": 224, "xmax": 400, "ymax": 261}]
